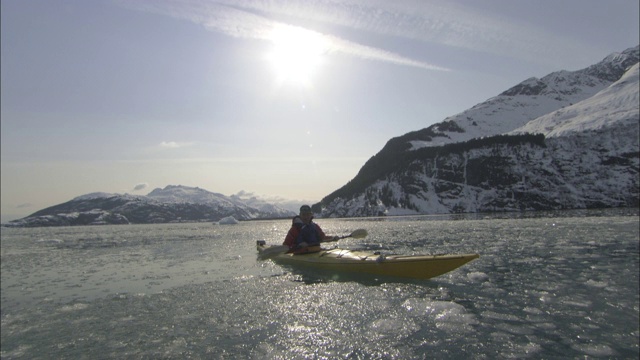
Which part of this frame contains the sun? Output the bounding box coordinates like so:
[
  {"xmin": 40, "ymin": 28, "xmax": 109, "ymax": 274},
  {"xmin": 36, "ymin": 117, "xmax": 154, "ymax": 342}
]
[{"xmin": 266, "ymin": 25, "xmax": 328, "ymax": 86}]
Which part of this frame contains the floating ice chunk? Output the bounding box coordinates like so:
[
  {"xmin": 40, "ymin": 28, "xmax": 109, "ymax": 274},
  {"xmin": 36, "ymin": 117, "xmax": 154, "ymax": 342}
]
[
  {"xmin": 403, "ymin": 298, "xmax": 462, "ymax": 315},
  {"xmin": 59, "ymin": 303, "xmax": 89, "ymax": 312},
  {"xmin": 560, "ymin": 298, "xmax": 592, "ymax": 308},
  {"xmin": 481, "ymin": 310, "xmax": 521, "ymax": 321},
  {"xmin": 571, "ymin": 343, "xmax": 617, "ymax": 357},
  {"xmin": 495, "ymin": 322, "xmax": 535, "ymax": 335},
  {"xmin": 369, "ymin": 318, "xmax": 418, "ymax": 336},
  {"xmin": 523, "ymin": 306, "xmax": 544, "ymax": 315},
  {"xmin": 371, "ymin": 318, "xmax": 416, "ymax": 334},
  {"xmin": 217, "ymin": 216, "xmax": 239, "ymax": 225},
  {"xmin": 533, "ymin": 322, "xmax": 556, "ymax": 330},
  {"xmin": 500, "ymin": 342, "xmax": 542, "ymax": 358},
  {"xmin": 402, "ymin": 299, "xmax": 478, "ymax": 331},
  {"xmin": 585, "ymin": 279, "xmax": 608, "ymax": 288},
  {"xmin": 467, "ymin": 271, "xmax": 489, "ymax": 282},
  {"xmin": 36, "ymin": 238, "xmax": 63, "ymax": 244}
]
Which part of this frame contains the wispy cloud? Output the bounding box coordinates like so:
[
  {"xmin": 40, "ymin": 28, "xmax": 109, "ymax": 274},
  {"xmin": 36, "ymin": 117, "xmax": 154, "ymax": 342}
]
[
  {"xmin": 232, "ymin": 0, "xmax": 599, "ymax": 67},
  {"xmin": 121, "ymin": 0, "xmax": 450, "ymax": 71},
  {"xmin": 159, "ymin": 141, "xmax": 194, "ymax": 149},
  {"xmin": 129, "ymin": 0, "xmax": 603, "ymax": 70}
]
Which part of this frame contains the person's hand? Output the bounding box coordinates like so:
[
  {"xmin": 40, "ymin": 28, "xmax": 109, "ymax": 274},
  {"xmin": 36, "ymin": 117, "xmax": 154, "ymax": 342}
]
[{"xmin": 298, "ymin": 242, "xmax": 308, "ymax": 248}]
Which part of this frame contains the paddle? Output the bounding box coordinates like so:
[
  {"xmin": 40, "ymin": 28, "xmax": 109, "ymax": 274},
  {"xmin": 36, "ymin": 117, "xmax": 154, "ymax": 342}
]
[
  {"xmin": 323, "ymin": 228, "xmax": 368, "ymax": 242},
  {"xmin": 257, "ymin": 228, "xmax": 368, "ymax": 259}
]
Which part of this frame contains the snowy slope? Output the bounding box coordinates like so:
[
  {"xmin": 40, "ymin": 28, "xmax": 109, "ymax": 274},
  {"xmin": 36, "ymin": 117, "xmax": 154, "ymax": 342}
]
[
  {"xmin": 408, "ymin": 46, "xmax": 639, "ymax": 150},
  {"xmin": 73, "ymin": 192, "xmax": 119, "ymax": 201},
  {"xmin": 147, "ymin": 185, "xmax": 240, "ymax": 206},
  {"xmin": 512, "ymin": 63, "xmax": 639, "ymax": 138}
]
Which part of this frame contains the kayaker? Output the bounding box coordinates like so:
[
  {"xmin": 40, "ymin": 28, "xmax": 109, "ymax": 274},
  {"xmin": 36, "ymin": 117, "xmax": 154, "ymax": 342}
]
[{"xmin": 283, "ymin": 205, "xmax": 338, "ymax": 253}]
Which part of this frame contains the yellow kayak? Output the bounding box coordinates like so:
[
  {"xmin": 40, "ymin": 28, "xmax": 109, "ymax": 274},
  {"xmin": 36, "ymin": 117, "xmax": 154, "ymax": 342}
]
[{"xmin": 257, "ymin": 241, "xmax": 479, "ymax": 280}]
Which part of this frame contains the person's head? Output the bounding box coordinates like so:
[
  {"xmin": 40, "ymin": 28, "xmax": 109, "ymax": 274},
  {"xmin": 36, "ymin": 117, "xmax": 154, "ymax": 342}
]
[
  {"xmin": 292, "ymin": 215, "xmax": 303, "ymax": 228},
  {"xmin": 299, "ymin": 205, "xmax": 313, "ymax": 223}
]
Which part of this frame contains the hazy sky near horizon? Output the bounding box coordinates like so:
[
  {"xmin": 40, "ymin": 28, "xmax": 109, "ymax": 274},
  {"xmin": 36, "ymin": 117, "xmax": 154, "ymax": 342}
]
[{"xmin": 1, "ymin": 0, "xmax": 639, "ymax": 221}]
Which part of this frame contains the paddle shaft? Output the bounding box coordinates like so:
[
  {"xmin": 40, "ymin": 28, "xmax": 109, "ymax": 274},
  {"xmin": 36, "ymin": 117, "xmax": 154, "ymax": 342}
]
[{"xmin": 322, "ymin": 228, "xmax": 368, "ymax": 243}]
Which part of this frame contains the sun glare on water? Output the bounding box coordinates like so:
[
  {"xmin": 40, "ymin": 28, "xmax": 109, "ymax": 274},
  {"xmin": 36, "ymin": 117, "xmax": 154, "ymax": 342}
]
[{"xmin": 266, "ymin": 25, "xmax": 329, "ymax": 86}]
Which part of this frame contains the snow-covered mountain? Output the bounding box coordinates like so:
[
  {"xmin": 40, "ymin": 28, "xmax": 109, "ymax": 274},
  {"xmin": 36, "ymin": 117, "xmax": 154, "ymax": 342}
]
[
  {"xmin": 5, "ymin": 185, "xmax": 295, "ymax": 227},
  {"xmin": 317, "ymin": 46, "xmax": 639, "ymax": 217},
  {"xmin": 406, "ymin": 46, "xmax": 638, "ymax": 150},
  {"xmin": 511, "ymin": 63, "xmax": 639, "ymax": 138}
]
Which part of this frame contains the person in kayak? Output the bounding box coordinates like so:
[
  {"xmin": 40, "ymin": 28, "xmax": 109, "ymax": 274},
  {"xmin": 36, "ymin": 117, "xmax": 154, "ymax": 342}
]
[{"xmin": 283, "ymin": 205, "xmax": 337, "ymax": 253}]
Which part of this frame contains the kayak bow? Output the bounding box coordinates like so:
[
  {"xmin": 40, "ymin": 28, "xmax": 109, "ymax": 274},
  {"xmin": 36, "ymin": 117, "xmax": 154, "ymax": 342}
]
[{"xmin": 257, "ymin": 241, "xmax": 479, "ymax": 280}]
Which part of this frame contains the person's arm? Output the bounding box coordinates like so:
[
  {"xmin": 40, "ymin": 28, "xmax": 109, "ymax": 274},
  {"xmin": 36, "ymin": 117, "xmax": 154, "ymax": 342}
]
[{"xmin": 283, "ymin": 227, "xmax": 298, "ymax": 248}]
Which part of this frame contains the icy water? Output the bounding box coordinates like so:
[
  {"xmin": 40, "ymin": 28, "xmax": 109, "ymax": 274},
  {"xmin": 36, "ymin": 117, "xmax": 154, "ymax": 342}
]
[{"xmin": 1, "ymin": 209, "xmax": 638, "ymax": 359}]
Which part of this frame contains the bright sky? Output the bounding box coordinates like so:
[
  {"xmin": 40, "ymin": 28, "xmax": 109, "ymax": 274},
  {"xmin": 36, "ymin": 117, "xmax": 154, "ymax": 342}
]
[{"xmin": 1, "ymin": 0, "xmax": 639, "ymax": 222}]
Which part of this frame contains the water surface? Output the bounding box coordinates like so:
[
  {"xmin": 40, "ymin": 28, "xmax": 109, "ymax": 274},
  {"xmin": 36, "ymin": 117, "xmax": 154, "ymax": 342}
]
[{"xmin": 2, "ymin": 209, "xmax": 638, "ymax": 358}]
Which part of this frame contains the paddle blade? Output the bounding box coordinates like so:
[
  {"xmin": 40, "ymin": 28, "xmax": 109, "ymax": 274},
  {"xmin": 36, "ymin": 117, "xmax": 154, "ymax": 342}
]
[
  {"xmin": 257, "ymin": 244, "xmax": 289, "ymax": 259},
  {"xmin": 349, "ymin": 229, "xmax": 368, "ymax": 239}
]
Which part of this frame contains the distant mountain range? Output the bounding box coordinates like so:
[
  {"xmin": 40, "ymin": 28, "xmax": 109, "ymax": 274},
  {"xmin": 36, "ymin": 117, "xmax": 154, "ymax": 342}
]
[
  {"xmin": 5, "ymin": 185, "xmax": 295, "ymax": 227},
  {"xmin": 5, "ymin": 46, "xmax": 638, "ymax": 227},
  {"xmin": 315, "ymin": 45, "xmax": 639, "ymax": 217}
]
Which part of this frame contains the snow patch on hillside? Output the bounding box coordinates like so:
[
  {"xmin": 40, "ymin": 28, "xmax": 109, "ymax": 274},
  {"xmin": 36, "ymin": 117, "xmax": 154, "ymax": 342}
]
[{"xmin": 512, "ymin": 63, "xmax": 639, "ymax": 137}]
